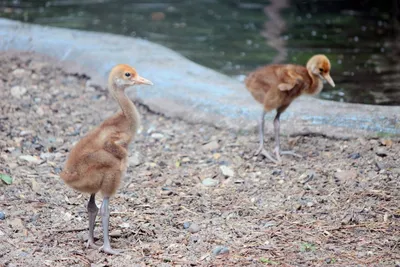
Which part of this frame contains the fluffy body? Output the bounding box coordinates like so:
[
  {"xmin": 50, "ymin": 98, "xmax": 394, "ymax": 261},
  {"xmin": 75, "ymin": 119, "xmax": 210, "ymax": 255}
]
[
  {"xmin": 245, "ymin": 55, "xmax": 335, "ymax": 162},
  {"xmin": 246, "ymin": 54, "xmax": 333, "ymax": 112},
  {"xmin": 60, "ymin": 64, "xmax": 152, "ymax": 254}
]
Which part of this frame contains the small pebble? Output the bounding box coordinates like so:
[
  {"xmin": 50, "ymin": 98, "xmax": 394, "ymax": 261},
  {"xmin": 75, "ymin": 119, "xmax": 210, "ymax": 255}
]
[
  {"xmin": 183, "ymin": 222, "xmax": 191, "ymax": 229},
  {"xmin": 376, "ymin": 147, "xmax": 388, "ymax": 157},
  {"xmin": 19, "ymin": 155, "xmax": 41, "ymax": 164},
  {"xmin": 12, "ymin": 68, "xmax": 26, "ymax": 78},
  {"xmin": 10, "ymin": 86, "xmax": 27, "ymax": 98},
  {"xmin": 151, "ymin": 133, "xmax": 164, "ymax": 140},
  {"xmin": 348, "ymin": 152, "xmax": 361, "ymax": 159},
  {"xmin": 212, "ymin": 246, "xmax": 230, "ymax": 255},
  {"xmin": 128, "ymin": 152, "xmax": 142, "ymax": 167},
  {"xmin": 187, "ymin": 223, "xmax": 200, "ymax": 233},
  {"xmin": 109, "ymin": 229, "xmax": 122, "ymax": 237},
  {"xmin": 375, "ymin": 161, "xmax": 385, "ymax": 171},
  {"xmin": 202, "ymin": 178, "xmax": 219, "ymax": 187},
  {"xmin": 334, "ymin": 170, "xmax": 357, "ymax": 180},
  {"xmin": 220, "ymin": 165, "xmax": 235, "ymax": 177},
  {"xmin": 0, "ymin": 211, "xmax": 5, "ymax": 220},
  {"xmin": 202, "ymin": 140, "xmax": 219, "ymax": 151},
  {"xmin": 272, "ymin": 169, "xmax": 281, "ymax": 176},
  {"xmin": 263, "ymin": 221, "xmax": 275, "ymax": 227},
  {"xmin": 19, "ymin": 252, "xmax": 28, "ymax": 257},
  {"xmin": 19, "ymin": 130, "xmax": 35, "ymax": 137}
]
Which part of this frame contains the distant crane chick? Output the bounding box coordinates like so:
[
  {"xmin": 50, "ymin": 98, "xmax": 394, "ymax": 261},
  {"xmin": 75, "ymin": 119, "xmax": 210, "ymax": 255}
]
[
  {"xmin": 245, "ymin": 54, "xmax": 335, "ymax": 163},
  {"xmin": 60, "ymin": 64, "xmax": 153, "ymax": 254}
]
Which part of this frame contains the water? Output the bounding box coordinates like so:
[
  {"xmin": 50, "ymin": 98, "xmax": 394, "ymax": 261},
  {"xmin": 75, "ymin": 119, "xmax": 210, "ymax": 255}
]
[{"xmin": 1, "ymin": 0, "xmax": 399, "ymax": 105}]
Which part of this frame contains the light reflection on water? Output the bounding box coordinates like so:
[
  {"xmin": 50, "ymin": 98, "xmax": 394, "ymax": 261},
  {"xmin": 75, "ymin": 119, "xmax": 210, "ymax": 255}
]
[{"xmin": 1, "ymin": 0, "xmax": 399, "ymax": 105}]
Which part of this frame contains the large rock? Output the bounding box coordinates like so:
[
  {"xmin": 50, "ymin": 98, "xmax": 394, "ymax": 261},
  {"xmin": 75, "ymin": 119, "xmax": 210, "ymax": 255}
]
[{"xmin": 0, "ymin": 19, "xmax": 399, "ymax": 137}]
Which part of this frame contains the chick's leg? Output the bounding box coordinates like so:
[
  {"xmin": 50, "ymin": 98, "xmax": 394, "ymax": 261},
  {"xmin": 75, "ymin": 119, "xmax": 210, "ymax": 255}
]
[
  {"xmin": 273, "ymin": 110, "xmax": 302, "ymax": 161},
  {"xmin": 99, "ymin": 197, "xmax": 120, "ymax": 255},
  {"xmin": 86, "ymin": 194, "xmax": 99, "ymax": 249},
  {"xmin": 255, "ymin": 109, "xmax": 278, "ymax": 163}
]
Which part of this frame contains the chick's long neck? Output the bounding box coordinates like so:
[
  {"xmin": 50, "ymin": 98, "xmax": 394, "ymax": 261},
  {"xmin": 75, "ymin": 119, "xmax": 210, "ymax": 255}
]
[
  {"xmin": 109, "ymin": 81, "xmax": 140, "ymax": 133},
  {"xmin": 305, "ymin": 68, "xmax": 322, "ymax": 95}
]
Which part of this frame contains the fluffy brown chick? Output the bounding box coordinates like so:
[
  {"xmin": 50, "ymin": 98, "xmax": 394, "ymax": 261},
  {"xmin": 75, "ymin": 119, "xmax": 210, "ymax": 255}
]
[
  {"xmin": 60, "ymin": 64, "xmax": 153, "ymax": 254},
  {"xmin": 245, "ymin": 54, "xmax": 335, "ymax": 163}
]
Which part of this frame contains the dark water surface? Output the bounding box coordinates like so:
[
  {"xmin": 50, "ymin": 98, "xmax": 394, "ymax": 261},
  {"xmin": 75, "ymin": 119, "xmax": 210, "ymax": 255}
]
[{"xmin": 1, "ymin": 0, "xmax": 399, "ymax": 105}]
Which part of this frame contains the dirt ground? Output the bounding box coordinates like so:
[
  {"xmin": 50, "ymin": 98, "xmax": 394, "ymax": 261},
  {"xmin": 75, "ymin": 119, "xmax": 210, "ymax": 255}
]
[{"xmin": 0, "ymin": 51, "xmax": 399, "ymax": 267}]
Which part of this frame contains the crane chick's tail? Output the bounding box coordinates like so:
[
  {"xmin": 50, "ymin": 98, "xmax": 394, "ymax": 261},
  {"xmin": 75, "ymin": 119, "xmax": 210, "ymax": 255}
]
[{"xmin": 59, "ymin": 169, "xmax": 79, "ymax": 183}]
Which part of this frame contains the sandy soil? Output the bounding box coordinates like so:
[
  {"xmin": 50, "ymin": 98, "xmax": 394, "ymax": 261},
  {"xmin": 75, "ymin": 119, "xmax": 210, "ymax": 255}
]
[{"xmin": 0, "ymin": 51, "xmax": 399, "ymax": 267}]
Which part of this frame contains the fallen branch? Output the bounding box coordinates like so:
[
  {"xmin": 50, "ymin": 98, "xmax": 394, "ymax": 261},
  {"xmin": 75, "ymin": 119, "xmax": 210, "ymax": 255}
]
[{"xmin": 53, "ymin": 227, "xmax": 88, "ymax": 233}]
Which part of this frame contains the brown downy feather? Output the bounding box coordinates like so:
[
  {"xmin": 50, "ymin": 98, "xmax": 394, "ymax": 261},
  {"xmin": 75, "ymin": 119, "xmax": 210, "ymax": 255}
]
[{"xmin": 60, "ymin": 64, "xmax": 153, "ymax": 196}]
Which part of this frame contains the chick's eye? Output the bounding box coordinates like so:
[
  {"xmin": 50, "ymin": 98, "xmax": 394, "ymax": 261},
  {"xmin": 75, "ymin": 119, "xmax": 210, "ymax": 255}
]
[
  {"xmin": 319, "ymin": 68, "xmax": 324, "ymax": 73},
  {"xmin": 124, "ymin": 72, "xmax": 131, "ymax": 77}
]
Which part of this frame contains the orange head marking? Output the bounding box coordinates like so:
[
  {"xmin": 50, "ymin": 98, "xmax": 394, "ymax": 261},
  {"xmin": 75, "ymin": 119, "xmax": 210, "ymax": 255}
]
[
  {"xmin": 108, "ymin": 64, "xmax": 153, "ymax": 89},
  {"xmin": 306, "ymin": 55, "xmax": 335, "ymax": 87}
]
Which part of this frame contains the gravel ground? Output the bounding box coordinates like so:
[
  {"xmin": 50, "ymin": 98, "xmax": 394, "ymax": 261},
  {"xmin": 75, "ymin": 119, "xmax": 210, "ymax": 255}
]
[{"xmin": 0, "ymin": 51, "xmax": 399, "ymax": 267}]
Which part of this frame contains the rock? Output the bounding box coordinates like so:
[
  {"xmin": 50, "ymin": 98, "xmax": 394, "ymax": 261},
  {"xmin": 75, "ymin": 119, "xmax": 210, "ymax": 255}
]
[
  {"xmin": 212, "ymin": 246, "xmax": 230, "ymax": 255},
  {"xmin": 390, "ymin": 168, "xmax": 400, "ymax": 175},
  {"xmin": 187, "ymin": 223, "xmax": 200, "ymax": 233},
  {"xmin": 9, "ymin": 218, "xmax": 24, "ymax": 229},
  {"xmin": 40, "ymin": 152, "xmax": 55, "ymax": 160},
  {"xmin": 263, "ymin": 221, "xmax": 275, "ymax": 227},
  {"xmin": 220, "ymin": 165, "xmax": 234, "ymax": 177},
  {"xmin": 109, "ymin": 229, "xmax": 122, "ymax": 237},
  {"xmin": 19, "ymin": 252, "xmax": 28, "ymax": 257},
  {"xmin": 376, "ymin": 147, "xmax": 388, "ymax": 157},
  {"xmin": 0, "ymin": 211, "xmax": 5, "ymax": 220},
  {"xmin": 369, "ymin": 139, "xmax": 379, "ymax": 145},
  {"xmin": 151, "ymin": 133, "xmax": 164, "ymax": 140},
  {"xmin": 19, "ymin": 155, "xmax": 41, "ymax": 164},
  {"xmin": 335, "ymin": 170, "xmax": 357, "ymax": 180},
  {"xmin": 306, "ymin": 201, "xmax": 314, "ymax": 207},
  {"xmin": 375, "ymin": 161, "xmax": 385, "ymax": 171},
  {"xmin": 36, "ymin": 106, "xmax": 45, "ymax": 116},
  {"xmin": 161, "ymin": 190, "xmax": 173, "ymax": 196},
  {"xmin": 202, "ymin": 140, "xmax": 219, "ymax": 151},
  {"xmin": 181, "ymin": 157, "xmax": 190, "ymax": 163},
  {"xmin": 19, "ymin": 130, "xmax": 35, "ymax": 137},
  {"xmin": 358, "ymin": 137, "xmax": 368, "ymax": 145},
  {"xmin": 128, "ymin": 151, "xmax": 141, "ymax": 167},
  {"xmin": 348, "ymin": 152, "xmax": 361, "ymax": 159},
  {"xmin": 10, "ymin": 86, "xmax": 27, "ymax": 98},
  {"xmin": 183, "ymin": 222, "xmax": 191, "ymax": 229},
  {"xmin": 119, "ymin": 222, "xmax": 130, "ymax": 228},
  {"xmin": 31, "ymin": 179, "xmax": 40, "ymax": 192},
  {"xmin": 213, "ymin": 153, "xmax": 221, "ymax": 160},
  {"xmin": 272, "ymin": 169, "xmax": 282, "ymax": 176},
  {"xmin": 298, "ymin": 171, "xmax": 315, "ymax": 184},
  {"xmin": 12, "ymin": 68, "xmax": 26, "ymax": 78},
  {"xmin": 202, "ymin": 178, "xmax": 219, "ymax": 187},
  {"xmin": 63, "ymin": 212, "xmax": 72, "ymax": 221}
]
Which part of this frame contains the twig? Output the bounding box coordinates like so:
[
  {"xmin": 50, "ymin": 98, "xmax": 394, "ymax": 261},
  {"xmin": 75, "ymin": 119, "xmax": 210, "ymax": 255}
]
[
  {"xmin": 53, "ymin": 227, "xmax": 88, "ymax": 233},
  {"xmin": 180, "ymin": 205, "xmax": 199, "ymax": 216},
  {"xmin": 323, "ymin": 222, "xmax": 389, "ymax": 232}
]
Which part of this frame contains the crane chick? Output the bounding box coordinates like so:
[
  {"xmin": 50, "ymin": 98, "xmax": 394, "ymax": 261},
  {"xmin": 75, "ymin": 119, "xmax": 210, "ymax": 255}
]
[
  {"xmin": 60, "ymin": 64, "xmax": 153, "ymax": 254},
  {"xmin": 245, "ymin": 54, "xmax": 335, "ymax": 163}
]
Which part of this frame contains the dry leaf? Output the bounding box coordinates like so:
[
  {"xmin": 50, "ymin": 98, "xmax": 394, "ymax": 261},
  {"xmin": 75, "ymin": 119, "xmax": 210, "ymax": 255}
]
[{"xmin": 381, "ymin": 139, "xmax": 393, "ymax": 147}]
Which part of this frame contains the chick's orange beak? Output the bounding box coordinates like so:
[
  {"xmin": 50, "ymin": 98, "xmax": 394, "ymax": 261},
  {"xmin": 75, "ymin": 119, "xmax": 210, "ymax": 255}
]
[
  {"xmin": 134, "ymin": 75, "xmax": 153, "ymax": 85},
  {"xmin": 323, "ymin": 73, "xmax": 335, "ymax": 87}
]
